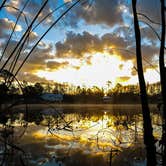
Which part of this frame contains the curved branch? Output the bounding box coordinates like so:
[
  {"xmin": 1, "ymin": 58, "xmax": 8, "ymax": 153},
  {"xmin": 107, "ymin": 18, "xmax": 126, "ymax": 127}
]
[
  {"xmin": 8, "ymin": 2, "xmax": 70, "ymax": 82},
  {"xmin": 0, "ymin": 0, "xmax": 49, "ymax": 71},
  {"xmin": 139, "ymin": 20, "xmax": 166, "ymax": 49},
  {"xmin": 32, "ymin": 1, "xmax": 71, "ymax": 31},
  {"xmin": 3, "ymin": 5, "xmax": 29, "ymax": 25},
  {"xmin": 4, "ymin": 1, "xmax": 75, "ymax": 84},
  {"xmin": 7, "ymin": 1, "xmax": 74, "ymax": 82},
  {"xmin": 13, "ymin": 0, "xmax": 82, "ymax": 79},
  {"xmin": 137, "ymin": 12, "xmax": 165, "ymax": 26},
  {"xmin": 0, "ymin": 0, "xmax": 7, "ymax": 10},
  {"xmin": 0, "ymin": 1, "xmax": 29, "ymax": 63}
]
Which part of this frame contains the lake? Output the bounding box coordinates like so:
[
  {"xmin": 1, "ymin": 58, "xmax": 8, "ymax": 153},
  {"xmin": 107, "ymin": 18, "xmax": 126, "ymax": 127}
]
[{"xmin": 0, "ymin": 104, "xmax": 162, "ymax": 166}]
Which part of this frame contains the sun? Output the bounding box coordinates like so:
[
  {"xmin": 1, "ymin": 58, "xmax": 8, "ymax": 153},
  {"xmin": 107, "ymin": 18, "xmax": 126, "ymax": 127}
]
[{"xmin": 36, "ymin": 52, "xmax": 135, "ymax": 87}]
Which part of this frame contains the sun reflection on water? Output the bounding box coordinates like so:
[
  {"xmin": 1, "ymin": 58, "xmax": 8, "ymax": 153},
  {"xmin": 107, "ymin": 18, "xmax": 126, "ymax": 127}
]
[
  {"xmin": 0, "ymin": 105, "xmax": 163, "ymax": 166},
  {"xmin": 31, "ymin": 112, "xmax": 146, "ymax": 153}
]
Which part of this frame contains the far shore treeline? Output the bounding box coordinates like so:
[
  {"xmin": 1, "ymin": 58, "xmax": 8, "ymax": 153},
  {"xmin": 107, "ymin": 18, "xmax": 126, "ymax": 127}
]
[{"xmin": 0, "ymin": 81, "xmax": 161, "ymax": 104}]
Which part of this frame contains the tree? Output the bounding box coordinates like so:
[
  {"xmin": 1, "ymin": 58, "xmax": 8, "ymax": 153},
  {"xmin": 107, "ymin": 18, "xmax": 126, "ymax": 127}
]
[
  {"xmin": 159, "ymin": 0, "xmax": 166, "ymax": 164},
  {"xmin": 0, "ymin": 0, "xmax": 82, "ymax": 87},
  {"xmin": 0, "ymin": 83, "xmax": 8, "ymax": 96},
  {"xmin": 0, "ymin": 83, "xmax": 9, "ymax": 110},
  {"xmin": 34, "ymin": 82, "xmax": 44, "ymax": 95},
  {"xmin": 106, "ymin": 80, "xmax": 112, "ymax": 94},
  {"xmin": 132, "ymin": 0, "xmax": 156, "ymax": 165},
  {"xmin": 112, "ymin": 83, "xmax": 122, "ymax": 94},
  {"xmin": 22, "ymin": 85, "xmax": 36, "ymax": 97}
]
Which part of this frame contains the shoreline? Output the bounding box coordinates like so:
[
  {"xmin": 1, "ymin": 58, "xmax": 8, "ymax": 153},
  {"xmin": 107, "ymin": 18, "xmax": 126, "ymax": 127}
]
[{"xmin": 4, "ymin": 103, "xmax": 157, "ymax": 110}]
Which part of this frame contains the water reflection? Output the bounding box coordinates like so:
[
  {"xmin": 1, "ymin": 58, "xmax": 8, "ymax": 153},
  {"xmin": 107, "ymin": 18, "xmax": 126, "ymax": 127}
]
[{"xmin": 0, "ymin": 104, "xmax": 162, "ymax": 166}]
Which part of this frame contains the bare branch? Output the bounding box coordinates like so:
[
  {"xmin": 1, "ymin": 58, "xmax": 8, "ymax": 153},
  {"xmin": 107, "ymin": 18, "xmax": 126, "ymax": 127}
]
[
  {"xmin": 0, "ymin": 0, "xmax": 7, "ymax": 10},
  {"xmin": 137, "ymin": 12, "xmax": 165, "ymax": 26},
  {"xmin": 0, "ymin": 0, "xmax": 49, "ymax": 71},
  {"xmin": 13, "ymin": 0, "xmax": 82, "ymax": 80},
  {"xmin": 0, "ymin": 0, "xmax": 29, "ymax": 63}
]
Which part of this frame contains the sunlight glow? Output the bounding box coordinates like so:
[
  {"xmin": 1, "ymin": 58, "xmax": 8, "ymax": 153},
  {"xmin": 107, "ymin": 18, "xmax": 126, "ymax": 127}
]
[{"xmin": 36, "ymin": 52, "xmax": 135, "ymax": 87}]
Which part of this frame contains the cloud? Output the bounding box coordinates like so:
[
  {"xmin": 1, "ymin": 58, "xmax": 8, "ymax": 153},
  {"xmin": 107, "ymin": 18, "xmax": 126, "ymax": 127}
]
[
  {"xmin": 64, "ymin": 0, "xmax": 124, "ymax": 27},
  {"xmin": 141, "ymin": 45, "xmax": 159, "ymax": 61},
  {"xmin": 0, "ymin": 42, "xmax": 55, "ymax": 77},
  {"xmin": 28, "ymin": 31, "xmax": 38, "ymax": 42},
  {"xmin": 119, "ymin": 64, "xmax": 124, "ymax": 70},
  {"xmin": 55, "ymin": 31, "xmax": 130, "ymax": 60},
  {"xmin": 129, "ymin": 43, "xmax": 160, "ymax": 77},
  {"xmin": 131, "ymin": 66, "xmax": 137, "ymax": 76},
  {"xmin": 22, "ymin": 43, "xmax": 53, "ymax": 64},
  {"xmin": 0, "ymin": 37, "xmax": 43, "ymax": 62},
  {"xmin": 116, "ymin": 76, "xmax": 131, "ymax": 83},
  {"xmin": 102, "ymin": 33, "xmax": 128, "ymax": 49},
  {"xmin": 64, "ymin": 0, "xmax": 72, "ymax": 2},
  {"xmin": 0, "ymin": 40, "xmax": 53, "ymax": 74},
  {"xmin": 46, "ymin": 61, "xmax": 69, "ymax": 71},
  {"xmin": 0, "ymin": 40, "xmax": 18, "ymax": 57},
  {"xmin": 17, "ymin": 72, "xmax": 49, "ymax": 83},
  {"xmin": 12, "ymin": 43, "xmax": 54, "ymax": 75},
  {"xmin": 6, "ymin": 0, "xmax": 54, "ymax": 26},
  {"xmin": 0, "ymin": 18, "xmax": 22, "ymax": 38},
  {"xmin": 28, "ymin": 1, "xmax": 54, "ymax": 25},
  {"xmin": 54, "ymin": 29, "xmax": 161, "ymax": 71},
  {"xmin": 5, "ymin": 0, "xmax": 20, "ymax": 16},
  {"xmin": 140, "ymin": 26, "xmax": 159, "ymax": 41},
  {"xmin": 20, "ymin": 63, "xmax": 46, "ymax": 73},
  {"xmin": 55, "ymin": 31, "xmax": 102, "ymax": 58},
  {"xmin": 85, "ymin": 56, "xmax": 92, "ymax": 65},
  {"xmin": 137, "ymin": 0, "xmax": 161, "ymax": 24}
]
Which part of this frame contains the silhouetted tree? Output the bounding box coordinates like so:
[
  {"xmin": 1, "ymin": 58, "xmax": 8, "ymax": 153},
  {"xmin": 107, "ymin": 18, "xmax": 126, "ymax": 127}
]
[
  {"xmin": 159, "ymin": 0, "xmax": 166, "ymax": 165},
  {"xmin": 23, "ymin": 85, "xmax": 36, "ymax": 97},
  {"xmin": 132, "ymin": 0, "xmax": 156, "ymax": 165},
  {"xmin": 0, "ymin": 83, "xmax": 9, "ymax": 110},
  {"xmin": 34, "ymin": 82, "xmax": 44, "ymax": 95}
]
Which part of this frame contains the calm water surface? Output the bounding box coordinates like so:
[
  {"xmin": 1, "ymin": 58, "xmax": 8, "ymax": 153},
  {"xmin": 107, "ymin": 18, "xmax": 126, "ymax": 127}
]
[{"xmin": 0, "ymin": 104, "xmax": 162, "ymax": 166}]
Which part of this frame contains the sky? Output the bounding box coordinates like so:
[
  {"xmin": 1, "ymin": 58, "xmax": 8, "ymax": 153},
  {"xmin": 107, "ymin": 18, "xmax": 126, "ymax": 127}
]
[{"xmin": 0, "ymin": 0, "xmax": 164, "ymax": 88}]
